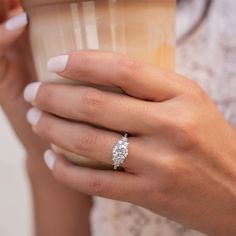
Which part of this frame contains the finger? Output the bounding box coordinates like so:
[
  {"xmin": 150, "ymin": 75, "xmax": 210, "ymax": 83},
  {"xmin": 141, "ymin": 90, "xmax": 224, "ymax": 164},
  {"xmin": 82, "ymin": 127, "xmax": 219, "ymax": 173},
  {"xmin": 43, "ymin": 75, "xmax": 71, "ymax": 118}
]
[
  {"xmin": 44, "ymin": 152, "xmax": 137, "ymax": 201},
  {"xmin": 0, "ymin": 0, "xmax": 8, "ymax": 22},
  {"xmin": 47, "ymin": 51, "xmax": 187, "ymax": 102},
  {"xmin": 0, "ymin": 0, "xmax": 19, "ymax": 20},
  {"xmin": 28, "ymin": 108, "xmax": 143, "ymax": 170},
  {"xmin": 0, "ymin": 11, "xmax": 27, "ymax": 56},
  {"xmin": 25, "ymin": 82, "xmax": 153, "ymax": 134},
  {"xmin": 10, "ymin": 0, "xmax": 21, "ymax": 9}
]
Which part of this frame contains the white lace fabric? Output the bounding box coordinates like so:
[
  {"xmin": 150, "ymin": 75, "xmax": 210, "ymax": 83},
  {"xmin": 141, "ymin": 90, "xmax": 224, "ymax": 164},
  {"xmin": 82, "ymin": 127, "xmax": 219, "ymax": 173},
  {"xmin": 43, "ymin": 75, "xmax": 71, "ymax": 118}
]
[{"xmin": 91, "ymin": 0, "xmax": 236, "ymax": 235}]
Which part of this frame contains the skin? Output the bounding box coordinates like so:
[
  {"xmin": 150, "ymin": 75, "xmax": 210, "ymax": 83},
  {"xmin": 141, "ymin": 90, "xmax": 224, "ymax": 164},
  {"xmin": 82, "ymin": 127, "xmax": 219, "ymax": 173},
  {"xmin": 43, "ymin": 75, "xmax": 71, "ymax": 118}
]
[
  {"xmin": 26, "ymin": 50, "xmax": 236, "ymax": 236},
  {"xmin": 0, "ymin": 2, "xmax": 91, "ymax": 236}
]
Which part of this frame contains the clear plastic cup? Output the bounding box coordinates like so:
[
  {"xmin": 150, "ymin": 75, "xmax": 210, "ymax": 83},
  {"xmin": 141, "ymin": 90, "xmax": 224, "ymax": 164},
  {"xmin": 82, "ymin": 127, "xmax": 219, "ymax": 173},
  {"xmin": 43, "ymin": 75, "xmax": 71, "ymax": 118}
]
[{"xmin": 22, "ymin": 0, "xmax": 176, "ymax": 168}]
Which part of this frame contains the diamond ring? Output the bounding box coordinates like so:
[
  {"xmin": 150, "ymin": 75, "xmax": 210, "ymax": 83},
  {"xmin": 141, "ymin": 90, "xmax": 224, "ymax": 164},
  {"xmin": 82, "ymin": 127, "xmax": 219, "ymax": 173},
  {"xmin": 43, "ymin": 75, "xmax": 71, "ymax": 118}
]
[{"xmin": 112, "ymin": 133, "xmax": 129, "ymax": 170}]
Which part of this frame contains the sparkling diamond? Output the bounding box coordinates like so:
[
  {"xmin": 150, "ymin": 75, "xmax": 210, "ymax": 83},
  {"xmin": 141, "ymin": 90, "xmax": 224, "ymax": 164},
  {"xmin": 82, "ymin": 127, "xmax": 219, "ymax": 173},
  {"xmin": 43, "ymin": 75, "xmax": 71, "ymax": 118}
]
[{"xmin": 112, "ymin": 134, "xmax": 129, "ymax": 170}]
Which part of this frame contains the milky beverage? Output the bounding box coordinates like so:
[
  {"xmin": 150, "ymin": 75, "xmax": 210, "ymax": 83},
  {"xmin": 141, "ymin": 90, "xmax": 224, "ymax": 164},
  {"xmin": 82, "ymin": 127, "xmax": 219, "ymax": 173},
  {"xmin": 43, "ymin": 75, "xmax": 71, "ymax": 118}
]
[{"xmin": 22, "ymin": 0, "xmax": 176, "ymax": 169}]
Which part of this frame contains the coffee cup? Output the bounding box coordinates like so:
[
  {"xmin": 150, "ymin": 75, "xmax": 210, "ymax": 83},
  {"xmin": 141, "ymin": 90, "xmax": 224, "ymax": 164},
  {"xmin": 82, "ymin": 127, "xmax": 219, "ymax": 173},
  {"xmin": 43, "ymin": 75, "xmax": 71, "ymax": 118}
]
[{"xmin": 22, "ymin": 0, "xmax": 176, "ymax": 168}]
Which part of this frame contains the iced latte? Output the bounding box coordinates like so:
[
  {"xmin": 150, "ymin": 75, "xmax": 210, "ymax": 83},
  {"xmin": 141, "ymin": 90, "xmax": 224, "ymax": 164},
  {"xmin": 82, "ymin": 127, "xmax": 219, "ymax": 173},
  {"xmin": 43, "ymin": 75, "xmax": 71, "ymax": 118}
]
[{"xmin": 22, "ymin": 0, "xmax": 176, "ymax": 168}]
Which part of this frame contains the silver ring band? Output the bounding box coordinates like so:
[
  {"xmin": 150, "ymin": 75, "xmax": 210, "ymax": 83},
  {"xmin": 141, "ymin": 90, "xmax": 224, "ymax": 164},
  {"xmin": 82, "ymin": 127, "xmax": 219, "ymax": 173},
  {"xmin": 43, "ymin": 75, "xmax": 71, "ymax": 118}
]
[{"xmin": 112, "ymin": 133, "xmax": 129, "ymax": 170}]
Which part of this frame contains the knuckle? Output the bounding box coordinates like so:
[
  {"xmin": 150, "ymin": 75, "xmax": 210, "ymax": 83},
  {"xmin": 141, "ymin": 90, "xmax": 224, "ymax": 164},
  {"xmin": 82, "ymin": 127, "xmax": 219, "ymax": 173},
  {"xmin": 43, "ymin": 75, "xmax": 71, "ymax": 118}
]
[
  {"xmin": 184, "ymin": 80, "xmax": 208, "ymax": 102},
  {"xmin": 86, "ymin": 178, "xmax": 104, "ymax": 195},
  {"xmin": 81, "ymin": 88, "xmax": 104, "ymax": 107},
  {"xmin": 79, "ymin": 88, "xmax": 104, "ymax": 117},
  {"xmin": 160, "ymin": 106, "xmax": 200, "ymax": 149},
  {"xmin": 148, "ymin": 104, "xmax": 201, "ymax": 149},
  {"xmin": 174, "ymin": 116, "xmax": 200, "ymax": 149},
  {"xmin": 118, "ymin": 56, "xmax": 142, "ymax": 87},
  {"xmin": 157, "ymin": 157, "xmax": 184, "ymax": 193},
  {"xmin": 144, "ymin": 105, "xmax": 163, "ymax": 131},
  {"xmin": 163, "ymin": 156, "xmax": 183, "ymax": 177},
  {"xmin": 176, "ymin": 115, "xmax": 197, "ymax": 135},
  {"xmin": 72, "ymin": 127, "xmax": 98, "ymax": 154},
  {"xmin": 194, "ymin": 88, "xmax": 208, "ymax": 104}
]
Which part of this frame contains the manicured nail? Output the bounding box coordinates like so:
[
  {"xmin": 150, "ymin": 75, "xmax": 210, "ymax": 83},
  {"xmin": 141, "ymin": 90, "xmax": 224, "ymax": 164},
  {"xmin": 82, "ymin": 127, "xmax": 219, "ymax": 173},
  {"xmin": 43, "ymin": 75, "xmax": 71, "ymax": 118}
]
[
  {"xmin": 23, "ymin": 82, "xmax": 42, "ymax": 103},
  {"xmin": 44, "ymin": 150, "xmax": 57, "ymax": 170},
  {"xmin": 47, "ymin": 55, "xmax": 69, "ymax": 73},
  {"xmin": 26, "ymin": 107, "xmax": 43, "ymax": 126},
  {"xmin": 5, "ymin": 12, "xmax": 27, "ymax": 31}
]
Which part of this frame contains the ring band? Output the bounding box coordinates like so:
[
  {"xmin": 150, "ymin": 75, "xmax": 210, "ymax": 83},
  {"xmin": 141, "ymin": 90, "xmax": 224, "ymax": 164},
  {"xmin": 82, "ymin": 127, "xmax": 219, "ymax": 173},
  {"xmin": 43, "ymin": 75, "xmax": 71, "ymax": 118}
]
[{"xmin": 112, "ymin": 133, "xmax": 129, "ymax": 170}]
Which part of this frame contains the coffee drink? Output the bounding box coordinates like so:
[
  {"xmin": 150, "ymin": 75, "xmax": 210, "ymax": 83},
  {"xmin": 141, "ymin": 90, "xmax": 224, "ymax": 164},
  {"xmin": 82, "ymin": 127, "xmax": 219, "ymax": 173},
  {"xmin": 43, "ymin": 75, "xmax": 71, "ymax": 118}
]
[{"xmin": 22, "ymin": 0, "xmax": 176, "ymax": 168}]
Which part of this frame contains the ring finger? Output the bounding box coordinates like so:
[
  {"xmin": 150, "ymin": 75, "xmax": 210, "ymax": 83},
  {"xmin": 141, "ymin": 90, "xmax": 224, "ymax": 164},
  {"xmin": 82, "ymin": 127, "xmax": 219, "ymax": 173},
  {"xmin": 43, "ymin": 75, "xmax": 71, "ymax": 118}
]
[{"xmin": 27, "ymin": 107, "xmax": 143, "ymax": 171}]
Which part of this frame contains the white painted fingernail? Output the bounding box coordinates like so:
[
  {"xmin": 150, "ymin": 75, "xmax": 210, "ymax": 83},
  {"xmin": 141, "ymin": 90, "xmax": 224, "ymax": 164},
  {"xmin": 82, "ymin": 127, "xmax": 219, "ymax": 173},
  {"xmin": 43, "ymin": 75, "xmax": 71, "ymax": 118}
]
[
  {"xmin": 5, "ymin": 12, "xmax": 28, "ymax": 31},
  {"xmin": 47, "ymin": 55, "xmax": 69, "ymax": 73},
  {"xmin": 26, "ymin": 107, "xmax": 43, "ymax": 126},
  {"xmin": 23, "ymin": 82, "xmax": 42, "ymax": 103},
  {"xmin": 44, "ymin": 150, "xmax": 57, "ymax": 170}
]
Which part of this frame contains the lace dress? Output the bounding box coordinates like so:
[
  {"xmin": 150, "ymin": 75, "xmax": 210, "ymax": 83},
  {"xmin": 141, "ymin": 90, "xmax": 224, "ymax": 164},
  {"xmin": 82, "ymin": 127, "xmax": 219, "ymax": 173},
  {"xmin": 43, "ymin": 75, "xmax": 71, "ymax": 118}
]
[{"xmin": 90, "ymin": 0, "xmax": 236, "ymax": 235}]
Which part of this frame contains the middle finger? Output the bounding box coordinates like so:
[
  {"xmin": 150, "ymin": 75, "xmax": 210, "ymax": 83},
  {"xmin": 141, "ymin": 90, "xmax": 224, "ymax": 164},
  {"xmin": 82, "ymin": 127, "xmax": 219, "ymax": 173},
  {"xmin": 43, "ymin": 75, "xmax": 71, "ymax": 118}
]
[{"xmin": 24, "ymin": 82, "xmax": 152, "ymax": 135}]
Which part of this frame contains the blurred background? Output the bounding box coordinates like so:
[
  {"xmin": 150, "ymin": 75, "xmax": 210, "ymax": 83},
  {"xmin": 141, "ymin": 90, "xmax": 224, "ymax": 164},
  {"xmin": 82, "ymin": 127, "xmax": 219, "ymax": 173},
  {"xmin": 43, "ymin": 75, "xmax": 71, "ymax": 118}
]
[{"xmin": 0, "ymin": 108, "xmax": 32, "ymax": 236}]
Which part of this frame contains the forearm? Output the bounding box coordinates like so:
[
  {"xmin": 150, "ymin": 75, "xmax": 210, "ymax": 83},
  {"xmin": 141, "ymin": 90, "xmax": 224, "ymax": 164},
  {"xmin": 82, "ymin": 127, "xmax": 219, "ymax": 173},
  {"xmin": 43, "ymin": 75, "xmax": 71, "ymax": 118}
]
[
  {"xmin": 26, "ymin": 155, "xmax": 92, "ymax": 236},
  {"xmin": 2, "ymin": 87, "xmax": 92, "ymax": 235}
]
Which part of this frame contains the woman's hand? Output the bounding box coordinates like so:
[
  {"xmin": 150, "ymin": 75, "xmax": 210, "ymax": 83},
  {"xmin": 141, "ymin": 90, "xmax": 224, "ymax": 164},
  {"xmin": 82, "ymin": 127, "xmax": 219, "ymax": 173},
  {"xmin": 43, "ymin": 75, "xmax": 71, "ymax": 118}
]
[
  {"xmin": 0, "ymin": 4, "xmax": 92, "ymax": 236},
  {"xmin": 24, "ymin": 51, "xmax": 236, "ymax": 236}
]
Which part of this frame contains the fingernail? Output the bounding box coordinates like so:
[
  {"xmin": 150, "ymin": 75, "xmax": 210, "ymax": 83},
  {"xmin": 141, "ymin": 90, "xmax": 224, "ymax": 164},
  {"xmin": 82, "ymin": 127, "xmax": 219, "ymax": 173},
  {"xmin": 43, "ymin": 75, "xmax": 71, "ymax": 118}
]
[
  {"xmin": 47, "ymin": 55, "xmax": 69, "ymax": 73},
  {"xmin": 23, "ymin": 82, "xmax": 42, "ymax": 103},
  {"xmin": 5, "ymin": 12, "xmax": 28, "ymax": 31},
  {"xmin": 44, "ymin": 150, "xmax": 57, "ymax": 170},
  {"xmin": 26, "ymin": 107, "xmax": 43, "ymax": 126}
]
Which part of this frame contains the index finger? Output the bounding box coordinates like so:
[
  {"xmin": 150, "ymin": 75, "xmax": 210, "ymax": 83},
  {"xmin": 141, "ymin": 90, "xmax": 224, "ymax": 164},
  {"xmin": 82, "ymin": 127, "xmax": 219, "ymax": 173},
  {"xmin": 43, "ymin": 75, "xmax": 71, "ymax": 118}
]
[{"xmin": 47, "ymin": 51, "xmax": 187, "ymax": 102}]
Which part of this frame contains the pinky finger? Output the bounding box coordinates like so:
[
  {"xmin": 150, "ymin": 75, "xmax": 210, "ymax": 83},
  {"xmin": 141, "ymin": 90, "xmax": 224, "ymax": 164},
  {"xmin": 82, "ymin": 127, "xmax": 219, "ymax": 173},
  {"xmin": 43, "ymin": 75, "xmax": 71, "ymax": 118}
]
[{"xmin": 44, "ymin": 150, "xmax": 137, "ymax": 202}]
